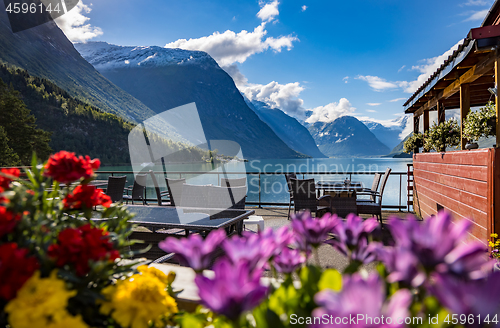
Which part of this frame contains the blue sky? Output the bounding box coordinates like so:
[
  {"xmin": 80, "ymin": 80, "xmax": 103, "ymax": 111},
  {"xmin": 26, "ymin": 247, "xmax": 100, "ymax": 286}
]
[{"xmin": 56, "ymin": 0, "xmax": 494, "ymax": 126}]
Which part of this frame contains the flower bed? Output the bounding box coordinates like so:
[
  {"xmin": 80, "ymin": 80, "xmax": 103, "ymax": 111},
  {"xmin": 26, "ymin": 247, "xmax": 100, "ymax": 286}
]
[
  {"xmin": 161, "ymin": 211, "xmax": 499, "ymax": 327},
  {"xmin": 0, "ymin": 151, "xmax": 178, "ymax": 328}
]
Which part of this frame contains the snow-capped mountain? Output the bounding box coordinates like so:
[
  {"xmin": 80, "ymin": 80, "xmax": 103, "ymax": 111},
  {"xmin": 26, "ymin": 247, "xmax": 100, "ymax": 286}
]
[
  {"xmin": 361, "ymin": 115, "xmax": 411, "ymax": 150},
  {"xmin": 308, "ymin": 116, "xmax": 390, "ymax": 157},
  {"xmin": 76, "ymin": 42, "xmax": 216, "ymax": 70},
  {"xmin": 75, "ymin": 42, "xmax": 304, "ymax": 159},
  {"xmin": 245, "ymin": 99, "xmax": 326, "ymax": 158}
]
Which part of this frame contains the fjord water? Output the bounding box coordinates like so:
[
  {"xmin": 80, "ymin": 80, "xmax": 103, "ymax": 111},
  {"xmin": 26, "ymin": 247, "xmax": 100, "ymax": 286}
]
[{"xmin": 101, "ymin": 157, "xmax": 413, "ymax": 208}]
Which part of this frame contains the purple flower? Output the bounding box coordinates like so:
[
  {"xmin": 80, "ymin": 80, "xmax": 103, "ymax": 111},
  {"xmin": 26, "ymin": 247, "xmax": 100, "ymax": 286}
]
[
  {"xmin": 222, "ymin": 231, "xmax": 275, "ymax": 270},
  {"xmin": 272, "ymin": 247, "xmax": 306, "ymax": 274},
  {"xmin": 377, "ymin": 246, "xmax": 426, "ymax": 287},
  {"xmin": 327, "ymin": 214, "xmax": 379, "ymax": 264},
  {"xmin": 311, "ymin": 273, "xmax": 412, "ymax": 328},
  {"xmin": 158, "ymin": 229, "xmax": 225, "ymax": 272},
  {"xmin": 386, "ymin": 211, "xmax": 490, "ymax": 279},
  {"xmin": 291, "ymin": 211, "xmax": 339, "ymax": 250},
  {"xmin": 260, "ymin": 226, "xmax": 294, "ymax": 258},
  {"xmin": 195, "ymin": 259, "xmax": 268, "ymax": 321},
  {"xmin": 429, "ymin": 272, "xmax": 500, "ymax": 321}
]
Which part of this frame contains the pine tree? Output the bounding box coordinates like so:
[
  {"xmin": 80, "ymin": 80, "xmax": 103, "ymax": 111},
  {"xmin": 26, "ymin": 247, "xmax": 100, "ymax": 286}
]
[
  {"xmin": 0, "ymin": 125, "xmax": 20, "ymax": 166},
  {"xmin": 0, "ymin": 79, "xmax": 52, "ymax": 165}
]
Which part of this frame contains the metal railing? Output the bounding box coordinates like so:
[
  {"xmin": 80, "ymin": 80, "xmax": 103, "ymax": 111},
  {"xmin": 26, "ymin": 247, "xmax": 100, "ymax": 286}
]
[{"xmin": 97, "ymin": 170, "xmax": 409, "ymax": 211}]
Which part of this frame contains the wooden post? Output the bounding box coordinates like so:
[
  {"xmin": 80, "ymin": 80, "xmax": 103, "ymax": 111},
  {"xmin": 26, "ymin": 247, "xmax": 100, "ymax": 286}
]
[
  {"xmin": 496, "ymin": 53, "xmax": 500, "ymax": 148},
  {"xmin": 413, "ymin": 114, "xmax": 420, "ymax": 153},
  {"xmin": 460, "ymin": 83, "xmax": 471, "ymax": 150},
  {"xmin": 437, "ymin": 101, "xmax": 445, "ymax": 124}
]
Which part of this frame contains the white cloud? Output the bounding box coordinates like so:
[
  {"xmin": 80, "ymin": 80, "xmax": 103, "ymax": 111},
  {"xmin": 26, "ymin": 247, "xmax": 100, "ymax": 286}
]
[
  {"xmin": 389, "ymin": 98, "xmax": 407, "ymax": 102},
  {"xmin": 356, "ymin": 75, "xmax": 405, "ymax": 91},
  {"xmin": 301, "ymin": 5, "xmax": 308, "ymax": 11},
  {"xmin": 257, "ymin": 0, "xmax": 280, "ymax": 22},
  {"xmin": 241, "ymin": 81, "xmax": 305, "ymax": 118},
  {"xmin": 358, "ymin": 41, "xmax": 463, "ymax": 95},
  {"xmin": 343, "ymin": 76, "xmax": 349, "ymax": 83},
  {"xmin": 54, "ymin": 1, "xmax": 102, "ymax": 42},
  {"xmin": 461, "ymin": 0, "xmax": 489, "ymax": 6},
  {"xmin": 305, "ymin": 98, "xmax": 356, "ymax": 124},
  {"xmin": 398, "ymin": 65, "xmax": 406, "ymax": 73},
  {"xmin": 223, "ymin": 64, "xmax": 248, "ymax": 87},
  {"xmin": 165, "ymin": 23, "xmax": 297, "ymax": 67},
  {"xmin": 366, "ymin": 109, "xmax": 377, "ymax": 113},
  {"xmin": 404, "ymin": 40, "xmax": 462, "ymax": 93},
  {"xmin": 464, "ymin": 9, "xmax": 489, "ymax": 21},
  {"xmin": 366, "ymin": 103, "xmax": 381, "ymax": 106}
]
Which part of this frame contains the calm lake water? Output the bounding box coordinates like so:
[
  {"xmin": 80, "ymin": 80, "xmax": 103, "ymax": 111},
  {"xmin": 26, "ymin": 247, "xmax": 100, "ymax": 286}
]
[{"xmin": 99, "ymin": 157, "xmax": 413, "ymax": 208}]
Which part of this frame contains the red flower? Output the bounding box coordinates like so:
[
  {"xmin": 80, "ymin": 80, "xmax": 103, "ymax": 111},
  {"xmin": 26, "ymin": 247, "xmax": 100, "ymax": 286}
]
[
  {"xmin": 43, "ymin": 151, "xmax": 100, "ymax": 183},
  {"xmin": 48, "ymin": 224, "xmax": 120, "ymax": 276},
  {"xmin": 62, "ymin": 185, "xmax": 112, "ymax": 209},
  {"xmin": 0, "ymin": 207, "xmax": 21, "ymax": 238},
  {"xmin": 0, "ymin": 168, "xmax": 20, "ymax": 190},
  {"xmin": 0, "ymin": 187, "xmax": 6, "ymax": 205},
  {"xmin": 0, "ymin": 243, "xmax": 39, "ymax": 300}
]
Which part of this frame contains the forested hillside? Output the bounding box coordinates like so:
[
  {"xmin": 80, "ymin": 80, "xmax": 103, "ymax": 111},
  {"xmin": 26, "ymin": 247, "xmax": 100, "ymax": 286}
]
[{"xmin": 0, "ymin": 65, "xmax": 210, "ymax": 165}]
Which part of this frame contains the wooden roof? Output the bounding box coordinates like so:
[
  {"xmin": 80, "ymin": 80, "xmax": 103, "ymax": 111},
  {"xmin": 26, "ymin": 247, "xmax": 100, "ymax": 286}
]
[
  {"xmin": 404, "ymin": 39, "xmax": 496, "ymax": 115},
  {"xmin": 404, "ymin": 1, "xmax": 500, "ymax": 116}
]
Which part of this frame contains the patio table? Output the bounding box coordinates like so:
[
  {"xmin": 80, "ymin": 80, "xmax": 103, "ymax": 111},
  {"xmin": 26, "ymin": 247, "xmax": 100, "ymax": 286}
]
[{"xmin": 125, "ymin": 205, "xmax": 254, "ymax": 236}]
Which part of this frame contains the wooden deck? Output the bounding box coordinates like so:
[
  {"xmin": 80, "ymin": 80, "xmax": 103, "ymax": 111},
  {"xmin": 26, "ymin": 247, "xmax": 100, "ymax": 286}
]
[
  {"xmin": 247, "ymin": 207, "xmax": 410, "ymax": 229},
  {"xmin": 243, "ymin": 207, "xmax": 412, "ymax": 272}
]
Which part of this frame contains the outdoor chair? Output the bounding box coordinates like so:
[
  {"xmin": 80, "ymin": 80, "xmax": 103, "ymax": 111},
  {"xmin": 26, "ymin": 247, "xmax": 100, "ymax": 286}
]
[
  {"xmin": 179, "ymin": 184, "xmax": 210, "ymax": 208},
  {"xmin": 123, "ymin": 174, "xmax": 147, "ymax": 205},
  {"xmin": 220, "ymin": 177, "xmax": 247, "ymax": 188},
  {"xmin": 104, "ymin": 176, "xmax": 126, "ymax": 203},
  {"xmin": 285, "ymin": 173, "xmax": 297, "ymax": 219},
  {"xmin": 148, "ymin": 170, "xmax": 171, "ymax": 206},
  {"xmin": 290, "ymin": 178, "xmax": 332, "ymax": 217},
  {"xmin": 208, "ymin": 185, "xmax": 247, "ymax": 209},
  {"xmin": 165, "ymin": 178, "xmax": 186, "ymax": 207},
  {"xmin": 356, "ymin": 168, "xmax": 392, "ymax": 222},
  {"xmin": 357, "ymin": 173, "xmax": 382, "ymax": 203}
]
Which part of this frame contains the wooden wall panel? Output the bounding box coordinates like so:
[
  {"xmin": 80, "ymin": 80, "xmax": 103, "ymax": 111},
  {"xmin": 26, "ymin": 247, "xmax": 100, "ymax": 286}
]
[{"xmin": 413, "ymin": 149, "xmax": 495, "ymax": 245}]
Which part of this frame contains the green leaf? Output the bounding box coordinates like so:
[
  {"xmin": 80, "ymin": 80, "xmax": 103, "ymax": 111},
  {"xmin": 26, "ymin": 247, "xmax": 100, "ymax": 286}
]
[
  {"xmin": 318, "ymin": 269, "xmax": 342, "ymax": 291},
  {"xmin": 179, "ymin": 313, "xmax": 207, "ymax": 328}
]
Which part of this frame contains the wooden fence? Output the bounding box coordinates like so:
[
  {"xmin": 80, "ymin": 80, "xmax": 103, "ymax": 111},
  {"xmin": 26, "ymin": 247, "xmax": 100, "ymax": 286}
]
[{"xmin": 413, "ymin": 148, "xmax": 500, "ymax": 244}]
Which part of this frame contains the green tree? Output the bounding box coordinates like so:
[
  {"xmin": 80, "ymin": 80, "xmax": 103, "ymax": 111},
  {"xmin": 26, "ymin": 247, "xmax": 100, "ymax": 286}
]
[
  {"xmin": 0, "ymin": 125, "xmax": 20, "ymax": 166},
  {"xmin": 0, "ymin": 80, "xmax": 52, "ymax": 164}
]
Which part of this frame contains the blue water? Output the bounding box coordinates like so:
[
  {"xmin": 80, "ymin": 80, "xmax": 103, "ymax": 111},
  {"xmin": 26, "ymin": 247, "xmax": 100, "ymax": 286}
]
[{"xmin": 100, "ymin": 158, "xmax": 412, "ymax": 208}]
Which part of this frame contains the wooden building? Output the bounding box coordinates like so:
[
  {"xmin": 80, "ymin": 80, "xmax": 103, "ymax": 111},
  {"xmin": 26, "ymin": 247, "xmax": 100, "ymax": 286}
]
[{"xmin": 404, "ymin": 1, "xmax": 500, "ymax": 244}]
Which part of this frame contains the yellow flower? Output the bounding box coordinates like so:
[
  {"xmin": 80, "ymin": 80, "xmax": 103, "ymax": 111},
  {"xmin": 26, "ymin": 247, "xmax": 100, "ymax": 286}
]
[
  {"xmin": 100, "ymin": 269, "xmax": 178, "ymax": 328},
  {"xmin": 491, "ymin": 233, "xmax": 498, "ymax": 238},
  {"xmin": 137, "ymin": 265, "xmax": 169, "ymax": 284},
  {"xmin": 5, "ymin": 271, "xmax": 88, "ymax": 328}
]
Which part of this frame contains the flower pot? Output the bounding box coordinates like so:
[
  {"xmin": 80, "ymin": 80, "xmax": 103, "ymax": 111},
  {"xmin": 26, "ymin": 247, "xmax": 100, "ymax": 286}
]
[{"xmin": 465, "ymin": 142, "xmax": 479, "ymax": 150}]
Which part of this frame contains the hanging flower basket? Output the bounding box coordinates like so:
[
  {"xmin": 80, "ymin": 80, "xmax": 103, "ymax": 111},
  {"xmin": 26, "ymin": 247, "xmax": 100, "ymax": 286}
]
[
  {"xmin": 424, "ymin": 118, "xmax": 461, "ymax": 152},
  {"xmin": 463, "ymin": 101, "xmax": 497, "ymax": 142}
]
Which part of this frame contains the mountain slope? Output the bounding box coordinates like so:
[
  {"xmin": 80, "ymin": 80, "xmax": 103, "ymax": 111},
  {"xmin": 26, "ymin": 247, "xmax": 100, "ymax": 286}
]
[
  {"xmin": 0, "ymin": 9, "xmax": 155, "ymax": 123},
  {"xmin": 308, "ymin": 116, "xmax": 390, "ymax": 157},
  {"xmin": 0, "ymin": 64, "xmax": 210, "ymax": 165},
  {"xmin": 76, "ymin": 42, "xmax": 304, "ymax": 159},
  {"xmin": 362, "ymin": 116, "xmax": 409, "ymax": 150},
  {"xmin": 246, "ymin": 99, "xmax": 326, "ymax": 158},
  {"xmin": 384, "ymin": 133, "xmax": 412, "ymax": 158}
]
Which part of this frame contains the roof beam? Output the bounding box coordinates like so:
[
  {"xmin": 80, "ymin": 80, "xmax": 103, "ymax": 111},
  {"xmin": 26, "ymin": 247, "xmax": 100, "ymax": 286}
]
[{"xmin": 409, "ymin": 52, "xmax": 496, "ymax": 116}]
